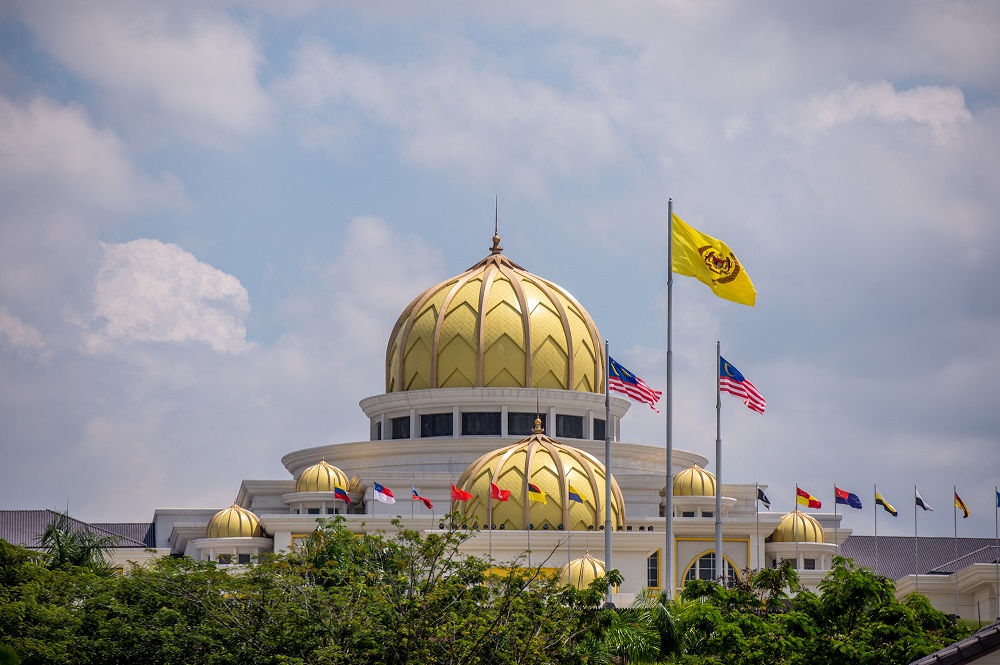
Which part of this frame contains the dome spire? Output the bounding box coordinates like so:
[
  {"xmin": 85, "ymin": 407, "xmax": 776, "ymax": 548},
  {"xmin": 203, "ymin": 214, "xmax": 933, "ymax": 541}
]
[{"xmin": 490, "ymin": 197, "xmax": 503, "ymax": 254}]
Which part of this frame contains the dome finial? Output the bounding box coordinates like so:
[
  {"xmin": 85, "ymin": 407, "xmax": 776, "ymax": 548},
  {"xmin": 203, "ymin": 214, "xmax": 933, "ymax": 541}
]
[
  {"xmin": 533, "ymin": 389, "xmax": 543, "ymax": 433},
  {"xmin": 491, "ymin": 197, "xmax": 503, "ymax": 254}
]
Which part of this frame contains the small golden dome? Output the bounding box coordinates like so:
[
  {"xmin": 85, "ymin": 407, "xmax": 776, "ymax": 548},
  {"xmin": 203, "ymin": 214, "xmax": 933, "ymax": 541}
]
[
  {"xmin": 769, "ymin": 510, "xmax": 824, "ymax": 543},
  {"xmin": 296, "ymin": 459, "xmax": 349, "ymax": 493},
  {"xmin": 673, "ymin": 464, "xmax": 716, "ymax": 496},
  {"xmin": 559, "ymin": 553, "xmax": 606, "ymax": 590},
  {"xmin": 386, "ymin": 237, "xmax": 604, "ymax": 393},
  {"xmin": 453, "ymin": 429, "xmax": 625, "ymax": 531},
  {"xmin": 207, "ymin": 503, "xmax": 263, "ymax": 538}
]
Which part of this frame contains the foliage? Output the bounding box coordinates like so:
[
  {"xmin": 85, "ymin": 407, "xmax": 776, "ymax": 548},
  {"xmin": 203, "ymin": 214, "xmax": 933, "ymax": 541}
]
[
  {"xmin": 0, "ymin": 530, "xmax": 979, "ymax": 665},
  {"xmin": 37, "ymin": 512, "xmax": 121, "ymax": 576}
]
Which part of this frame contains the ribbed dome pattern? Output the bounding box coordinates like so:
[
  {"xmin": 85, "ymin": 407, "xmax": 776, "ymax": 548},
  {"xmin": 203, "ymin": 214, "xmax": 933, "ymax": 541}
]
[
  {"xmin": 673, "ymin": 464, "xmax": 717, "ymax": 497},
  {"xmin": 453, "ymin": 424, "xmax": 625, "ymax": 531},
  {"xmin": 386, "ymin": 234, "xmax": 604, "ymax": 393},
  {"xmin": 559, "ymin": 553, "xmax": 607, "ymax": 590},
  {"xmin": 206, "ymin": 503, "xmax": 263, "ymax": 538},
  {"xmin": 296, "ymin": 459, "xmax": 349, "ymax": 493},
  {"xmin": 770, "ymin": 510, "xmax": 824, "ymax": 543}
]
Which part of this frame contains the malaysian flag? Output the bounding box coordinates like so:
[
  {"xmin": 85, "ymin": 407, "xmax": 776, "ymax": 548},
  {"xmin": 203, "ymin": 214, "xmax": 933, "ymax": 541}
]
[
  {"xmin": 719, "ymin": 356, "xmax": 766, "ymax": 414},
  {"xmin": 608, "ymin": 357, "xmax": 662, "ymax": 411}
]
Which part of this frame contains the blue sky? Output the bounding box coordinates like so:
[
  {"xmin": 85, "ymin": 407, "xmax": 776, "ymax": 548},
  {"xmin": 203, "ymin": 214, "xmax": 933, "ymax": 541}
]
[{"xmin": 1, "ymin": 1, "xmax": 998, "ymax": 538}]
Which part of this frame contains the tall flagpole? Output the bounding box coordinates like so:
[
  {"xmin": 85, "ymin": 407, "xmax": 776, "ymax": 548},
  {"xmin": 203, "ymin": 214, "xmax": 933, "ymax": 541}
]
[
  {"xmin": 833, "ymin": 483, "xmax": 839, "ymax": 557},
  {"xmin": 794, "ymin": 485, "xmax": 799, "ymax": 569},
  {"xmin": 755, "ymin": 482, "xmax": 761, "ymax": 570},
  {"xmin": 995, "ymin": 485, "xmax": 998, "ymax": 620},
  {"xmin": 488, "ymin": 479, "xmax": 494, "ymax": 561},
  {"xmin": 665, "ymin": 198, "xmax": 675, "ymax": 600},
  {"xmin": 715, "ymin": 341, "xmax": 723, "ymax": 582},
  {"xmin": 874, "ymin": 484, "xmax": 879, "ymax": 576},
  {"xmin": 914, "ymin": 485, "xmax": 920, "ymax": 595},
  {"xmin": 954, "ymin": 484, "xmax": 959, "ymax": 618},
  {"xmin": 604, "ymin": 340, "xmax": 614, "ymax": 608}
]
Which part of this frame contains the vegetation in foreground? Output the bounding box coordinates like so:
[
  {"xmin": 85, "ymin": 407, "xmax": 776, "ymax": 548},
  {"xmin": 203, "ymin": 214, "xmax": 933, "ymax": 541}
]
[{"xmin": 0, "ymin": 515, "xmax": 975, "ymax": 664}]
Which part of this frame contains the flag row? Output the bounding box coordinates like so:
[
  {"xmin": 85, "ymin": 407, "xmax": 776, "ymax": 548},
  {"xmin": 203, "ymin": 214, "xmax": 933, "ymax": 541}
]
[
  {"xmin": 755, "ymin": 485, "xmax": 1000, "ymax": 519},
  {"xmin": 370, "ymin": 482, "xmax": 592, "ymax": 511}
]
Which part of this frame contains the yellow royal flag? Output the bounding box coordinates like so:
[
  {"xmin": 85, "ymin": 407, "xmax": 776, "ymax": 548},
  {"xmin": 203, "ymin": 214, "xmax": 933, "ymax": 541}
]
[{"xmin": 672, "ymin": 213, "xmax": 756, "ymax": 306}]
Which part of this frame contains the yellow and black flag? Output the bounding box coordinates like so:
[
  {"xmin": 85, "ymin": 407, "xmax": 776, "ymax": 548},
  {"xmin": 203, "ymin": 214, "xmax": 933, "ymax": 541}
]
[{"xmin": 672, "ymin": 213, "xmax": 757, "ymax": 306}]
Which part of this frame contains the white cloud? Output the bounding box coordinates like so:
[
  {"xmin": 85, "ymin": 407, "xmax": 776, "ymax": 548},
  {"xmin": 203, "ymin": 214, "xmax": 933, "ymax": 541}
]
[
  {"xmin": 278, "ymin": 39, "xmax": 629, "ymax": 195},
  {"xmin": 773, "ymin": 81, "xmax": 972, "ymax": 142},
  {"xmin": 0, "ymin": 96, "xmax": 184, "ymax": 215},
  {"xmin": 0, "ymin": 306, "xmax": 49, "ymax": 358},
  {"xmin": 17, "ymin": 0, "xmax": 271, "ymax": 145},
  {"xmin": 85, "ymin": 239, "xmax": 252, "ymax": 355}
]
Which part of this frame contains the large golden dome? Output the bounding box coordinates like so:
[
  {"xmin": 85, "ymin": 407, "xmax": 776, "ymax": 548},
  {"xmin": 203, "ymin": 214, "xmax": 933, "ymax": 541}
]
[
  {"xmin": 769, "ymin": 510, "xmax": 824, "ymax": 543},
  {"xmin": 207, "ymin": 503, "xmax": 263, "ymax": 538},
  {"xmin": 453, "ymin": 421, "xmax": 625, "ymax": 531},
  {"xmin": 673, "ymin": 464, "xmax": 716, "ymax": 497},
  {"xmin": 296, "ymin": 459, "xmax": 349, "ymax": 493},
  {"xmin": 386, "ymin": 234, "xmax": 604, "ymax": 393},
  {"xmin": 559, "ymin": 553, "xmax": 607, "ymax": 590}
]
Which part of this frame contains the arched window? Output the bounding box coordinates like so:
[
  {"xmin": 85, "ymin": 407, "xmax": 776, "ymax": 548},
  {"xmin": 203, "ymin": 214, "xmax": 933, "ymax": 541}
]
[{"xmin": 683, "ymin": 553, "xmax": 740, "ymax": 585}]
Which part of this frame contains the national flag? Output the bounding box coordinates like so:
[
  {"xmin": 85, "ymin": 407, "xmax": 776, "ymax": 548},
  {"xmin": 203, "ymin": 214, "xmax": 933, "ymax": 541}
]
[
  {"xmin": 373, "ymin": 482, "xmax": 395, "ymax": 504},
  {"xmin": 915, "ymin": 489, "xmax": 933, "ymax": 512},
  {"xmin": 411, "ymin": 487, "xmax": 433, "ymax": 510},
  {"xmin": 671, "ymin": 213, "xmax": 756, "ymax": 306},
  {"xmin": 608, "ymin": 357, "xmax": 662, "ymax": 411},
  {"xmin": 719, "ymin": 357, "xmax": 766, "ymax": 414},
  {"xmin": 796, "ymin": 487, "xmax": 821, "ymax": 509},
  {"xmin": 955, "ymin": 492, "xmax": 970, "ymax": 519},
  {"xmin": 996, "ymin": 489, "xmax": 999, "ymax": 509},
  {"xmin": 756, "ymin": 487, "xmax": 771, "ymax": 510},
  {"xmin": 490, "ymin": 482, "xmax": 511, "ymax": 502},
  {"xmin": 334, "ymin": 486, "xmax": 351, "ymax": 504},
  {"xmin": 568, "ymin": 485, "xmax": 587, "ymax": 503},
  {"xmin": 451, "ymin": 484, "xmax": 474, "ymax": 502},
  {"xmin": 527, "ymin": 483, "xmax": 547, "ymax": 504},
  {"xmin": 875, "ymin": 492, "xmax": 897, "ymax": 517},
  {"xmin": 835, "ymin": 487, "xmax": 863, "ymax": 510}
]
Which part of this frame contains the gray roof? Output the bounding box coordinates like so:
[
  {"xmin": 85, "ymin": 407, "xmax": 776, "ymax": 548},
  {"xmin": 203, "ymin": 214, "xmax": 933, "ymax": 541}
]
[
  {"xmin": 0, "ymin": 510, "xmax": 154, "ymax": 549},
  {"xmin": 840, "ymin": 535, "xmax": 999, "ymax": 581},
  {"xmin": 910, "ymin": 620, "xmax": 1000, "ymax": 664}
]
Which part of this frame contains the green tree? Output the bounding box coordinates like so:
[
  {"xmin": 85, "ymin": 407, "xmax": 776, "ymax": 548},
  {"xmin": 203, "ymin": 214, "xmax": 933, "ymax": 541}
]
[{"xmin": 37, "ymin": 512, "xmax": 121, "ymax": 576}]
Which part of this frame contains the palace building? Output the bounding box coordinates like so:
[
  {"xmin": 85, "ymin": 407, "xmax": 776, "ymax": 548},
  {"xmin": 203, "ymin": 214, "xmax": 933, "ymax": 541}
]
[{"xmin": 3, "ymin": 232, "xmax": 998, "ymax": 620}]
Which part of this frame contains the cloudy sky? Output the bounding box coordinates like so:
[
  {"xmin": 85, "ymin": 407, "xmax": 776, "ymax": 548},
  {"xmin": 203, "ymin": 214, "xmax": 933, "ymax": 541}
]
[{"xmin": 1, "ymin": 1, "xmax": 998, "ymax": 538}]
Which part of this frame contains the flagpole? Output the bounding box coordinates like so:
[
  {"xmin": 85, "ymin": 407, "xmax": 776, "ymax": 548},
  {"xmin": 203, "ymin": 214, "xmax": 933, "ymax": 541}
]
[
  {"xmin": 834, "ymin": 483, "xmax": 839, "ymax": 557},
  {"xmin": 488, "ymin": 490, "xmax": 493, "ymax": 561},
  {"xmin": 715, "ymin": 341, "xmax": 723, "ymax": 582},
  {"xmin": 874, "ymin": 484, "xmax": 879, "ymax": 576},
  {"xmin": 568, "ymin": 501, "xmax": 572, "ymax": 570},
  {"xmin": 915, "ymin": 485, "xmax": 921, "ymax": 593},
  {"xmin": 954, "ymin": 484, "xmax": 959, "ymax": 618},
  {"xmin": 604, "ymin": 339, "xmax": 613, "ymax": 608},
  {"xmin": 994, "ymin": 485, "xmax": 998, "ymax": 621},
  {"xmin": 755, "ymin": 482, "xmax": 760, "ymax": 569},
  {"xmin": 794, "ymin": 485, "xmax": 799, "ymax": 570},
  {"xmin": 371, "ymin": 478, "xmax": 376, "ymax": 536},
  {"xmin": 666, "ymin": 197, "xmax": 675, "ymax": 600}
]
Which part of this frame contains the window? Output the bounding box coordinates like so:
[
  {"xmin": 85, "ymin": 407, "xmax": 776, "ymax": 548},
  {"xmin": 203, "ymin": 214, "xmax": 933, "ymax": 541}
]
[
  {"xmin": 376, "ymin": 421, "xmax": 382, "ymax": 440},
  {"xmin": 703, "ymin": 511, "xmax": 714, "ymax": 518},
  {"xmin": 462, "ymin": 412, "xmax": 501, "ymax": 435},
  {"xmin": 803, "ymin": 558, "xmax": 816, "ymax": 570},
  {"xmin": 217, "ymin": 554, "xmax": 232, "ymax": 564},
  {"xmin": 509, "ymin": 412, "xmax": 545, "ymax": 436},
  {"xmin": 593, "ymin": 418, "xmax": 606, "ymax": 441},
  {"xmin": 391, "ymin": 416, "xmax": 410, "ymax": 439},
  {"xmin": 326, "ymin": 508, "xmax": 335, "ymax": 514},
  {"xmin": 238, "ymin": 553, "xmax": 251, "ymax": 565},
  {"xmin": 684, "ymin": 553, "xmax": 738, "ymax": 584},
  {"xmin": 421, "ymin": 413, "xmax": 453, "ymax": 437},
  {"xmin": 647, "ymin": 550, "xmax": 660, "ymax": 589},
  {"xmin": 307, "ymin": 508, "xmax": 320, "ymax": 515},
  {"xmin": 682, "ymin": 511, "xmax": 695, "ymax": 518},
  {"xmin": 556, "ymin": 414, "xmax": 583, "ymax": 439}
]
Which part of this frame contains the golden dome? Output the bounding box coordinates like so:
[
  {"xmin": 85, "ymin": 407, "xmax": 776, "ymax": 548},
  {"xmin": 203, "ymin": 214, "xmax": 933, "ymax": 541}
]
[
  {"xmin": 673, "ymin": 464, "xmax": 717, "ymax": 497},
  {"xmin": 296, "ymin": 459, "xmax": 349, "ymax": 493},
  {"xmin": 453, "ymin": 424, "xmax": 625, "ymax": 531},
  {"xmin": 386, "ymin": 234, "xmax": 604, "ymax": 393},
  {"xmin": 207, "ymin": 503, "xmax": 263, "ymax": 538},
  {"xmin": 559, "ymin": 553, "xmax": 606, "ymax": 590},
  {"xmin": 769, "ymin": 510, "xmax": 824, "ymax": 543}
]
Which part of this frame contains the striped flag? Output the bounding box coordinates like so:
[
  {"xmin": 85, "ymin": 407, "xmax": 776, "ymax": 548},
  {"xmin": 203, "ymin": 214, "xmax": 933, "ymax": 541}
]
[
  {"xmin": 373, "ymin": 482, "xmax": 395, "ymax": 504},
  {"xmin": 876, "ymin": 491, "xmax": 898, "ymax": 516},
  {"xmin": 334, "ymin": 486, "xmax": 351, "ymax": 504},
  {"xmin": 955, "ymin": 491, "xmax": 970, "ymax": 518},
  {"xmin": 608, "ymin": 357, "xmax": 662, "ymax": 411},
  {"xmin": 527, "ymin": 483, "xmax": 547, "ymax": 504},
  {"xmin": 568, "ymin": 485, "xmax": 587, "ymax": 503},
  {"xmin": 720, "ymin": 357, "xmax": 766, "ymax": 414},
  {"xmin": 411, "ymin": 487, "xmax": 433, "ymax": 510},
  {"xmin": 915, "ymin": 488, "xmax": 933, "ymax": 511}
]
